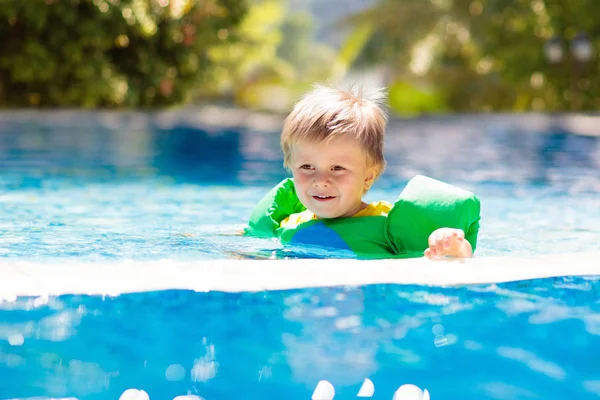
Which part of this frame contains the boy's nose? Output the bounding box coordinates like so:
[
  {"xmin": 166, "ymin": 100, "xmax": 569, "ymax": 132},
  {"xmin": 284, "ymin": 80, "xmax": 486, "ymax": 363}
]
[{"xmin": 312, "ymin": 171, "xmax": 330, "ymax": 187}]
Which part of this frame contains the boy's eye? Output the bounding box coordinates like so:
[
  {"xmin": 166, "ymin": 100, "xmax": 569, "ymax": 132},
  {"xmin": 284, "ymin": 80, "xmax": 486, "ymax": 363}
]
[
  {"xmin": 332, "ymin": 165, "xmax": 345, "ymax": 171},
  {"xmin": 299, "ymin": 164, "xmax": 313, "ymax": 170}
]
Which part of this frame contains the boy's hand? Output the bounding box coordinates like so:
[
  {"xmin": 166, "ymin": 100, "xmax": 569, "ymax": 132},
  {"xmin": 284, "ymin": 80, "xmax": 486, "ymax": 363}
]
[{"xmin": 424, "ymin": 228, "xmax": 472, "ymax": 259}]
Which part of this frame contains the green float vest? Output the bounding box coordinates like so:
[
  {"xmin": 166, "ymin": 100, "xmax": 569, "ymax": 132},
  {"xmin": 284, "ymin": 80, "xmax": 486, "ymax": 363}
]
[{"xmin": 245, "ymin": 175, "xmax": 481, "ymax": 259}]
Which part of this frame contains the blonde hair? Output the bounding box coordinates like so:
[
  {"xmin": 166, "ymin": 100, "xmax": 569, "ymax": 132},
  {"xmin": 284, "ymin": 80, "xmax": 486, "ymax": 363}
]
[{"xmin": 281, "ymin": 84, "xmax": 388, "ymax": 179}]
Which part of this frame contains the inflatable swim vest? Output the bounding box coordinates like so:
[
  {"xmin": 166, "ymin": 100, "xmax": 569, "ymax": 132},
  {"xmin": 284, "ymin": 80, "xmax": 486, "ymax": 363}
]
[{"xmin": 244, "ymin": 175, "xmax": 481, "ymax": 259}]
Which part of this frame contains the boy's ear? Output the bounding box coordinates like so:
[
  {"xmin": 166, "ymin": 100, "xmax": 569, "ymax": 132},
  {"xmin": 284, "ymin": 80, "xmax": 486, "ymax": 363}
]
[{"xmin": 363, "ymin": 166, "xmax": 376, "ymax": 191}]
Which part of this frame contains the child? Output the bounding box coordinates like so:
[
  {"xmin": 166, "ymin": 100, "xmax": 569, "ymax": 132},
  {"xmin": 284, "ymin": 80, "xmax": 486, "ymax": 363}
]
[{"xmin": 245, "ymin": 84, "xmax": 480, "ymax": 259}]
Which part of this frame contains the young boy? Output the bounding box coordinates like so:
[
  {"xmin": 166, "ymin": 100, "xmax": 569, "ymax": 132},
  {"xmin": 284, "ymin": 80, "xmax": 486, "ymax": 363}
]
[{"xmin": 246, "ymin": 84, "xmax": 478, "ymax": 259}]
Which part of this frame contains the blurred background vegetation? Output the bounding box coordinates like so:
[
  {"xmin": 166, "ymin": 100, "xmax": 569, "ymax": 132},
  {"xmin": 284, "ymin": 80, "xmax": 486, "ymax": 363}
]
[{"xmin": 1, "ymin": 0, "xmax": 598, "ymax": 114}]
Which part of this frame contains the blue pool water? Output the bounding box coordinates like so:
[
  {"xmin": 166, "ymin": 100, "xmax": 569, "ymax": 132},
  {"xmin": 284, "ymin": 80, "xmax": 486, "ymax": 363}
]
[
  {"xmin": 2, "ymin": 280, "xmax": 600, "ymax": 400},
  {"xmin": 1, "ymin": 111, "xmax": 600, "ymax": 399}
]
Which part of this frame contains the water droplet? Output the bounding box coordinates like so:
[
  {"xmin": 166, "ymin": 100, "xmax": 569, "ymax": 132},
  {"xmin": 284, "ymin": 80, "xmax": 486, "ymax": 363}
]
[
  {"xmin": 173, "ymin": 396, "xmax": 204, "ymax": 400},
  {"xmin": 119, "ymin": 389, "xmax": 150, "ymax": 400},
  {"xmin": 8, "ymin": 333, "xmax": 24, "ymax": 346},
  {"xmin": 312, "ymin": 380, "xmax": 335, "ymax": 400},
  {"xmin": 165, "ymin": 364, "xmax": 186, "ymax": 381},
  {"xmin": 432, "ymin": 324, "xmax": 444, "ymax": 336},
  {"xmin": 357, "ymin": 378, "xmax": 374, "ymax": 397},
  {"xmin": 393, "ymin": 384, "xmax": 430, "ymax": 400}
]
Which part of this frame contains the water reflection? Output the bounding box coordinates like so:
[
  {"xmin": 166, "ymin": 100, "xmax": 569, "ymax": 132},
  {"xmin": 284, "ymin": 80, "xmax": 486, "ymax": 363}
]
[
  {"xmin": 1, "ymin": 111, "xmax": 599, "ymax": 191},
  {"xmin": 152, "ymin": 125, "xmax": 243, "ymax": 183}
]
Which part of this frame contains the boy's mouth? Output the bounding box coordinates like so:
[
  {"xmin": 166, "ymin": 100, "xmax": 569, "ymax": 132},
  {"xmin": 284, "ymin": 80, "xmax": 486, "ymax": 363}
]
[{"xmin": 312, "ymin": 195, "xmax": 336, "ymax": 202}]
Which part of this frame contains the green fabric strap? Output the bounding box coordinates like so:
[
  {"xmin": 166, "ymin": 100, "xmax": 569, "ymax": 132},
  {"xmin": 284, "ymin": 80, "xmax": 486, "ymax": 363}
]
[
  {"xmin": 385, "ymin": 175, "xmax": 481, "ymax": 255},
  {"xmin": 244, "ymin": 178, "xmax": 306, "ymax": 237}
]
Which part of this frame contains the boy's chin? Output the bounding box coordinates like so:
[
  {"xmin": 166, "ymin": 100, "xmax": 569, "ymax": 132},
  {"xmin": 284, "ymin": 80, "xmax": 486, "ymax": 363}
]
[
  {"xmin": 314, "ymin": 213, "xmax": 337, "ymax": 219},
  {"xmin": 309, "ymin": 208, "xmax": 345, "ymax": 220}
]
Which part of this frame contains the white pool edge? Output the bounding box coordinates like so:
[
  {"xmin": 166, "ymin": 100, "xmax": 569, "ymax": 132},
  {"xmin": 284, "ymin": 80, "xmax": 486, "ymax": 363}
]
[{"xmin": 1, "ymin": 252, "xmax": 599, "ymax": 298}]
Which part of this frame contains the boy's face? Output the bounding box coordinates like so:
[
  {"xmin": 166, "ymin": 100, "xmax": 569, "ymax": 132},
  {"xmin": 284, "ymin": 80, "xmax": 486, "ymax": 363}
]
[{"xmin": 289, "ymin": 136, "xmax": 376, "ymax": 219}]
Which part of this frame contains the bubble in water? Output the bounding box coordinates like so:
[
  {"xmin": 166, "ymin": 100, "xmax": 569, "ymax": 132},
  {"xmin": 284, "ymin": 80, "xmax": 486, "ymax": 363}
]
[
  {"xmin": 312, "ymin": 380, "xmax": 335, "ymax": 400},
  {"xmin": 8, "ymin": 333, "xmax": 24, "ymax": 346},
  {"xmin": 173, "ymin": 396, "xmax": 204, "ymax": 400},
  {"xmin": 120, "ymin": 389, "xmax": 150, "ymax": 400},
  {"xmin": 432, "ymin": 324, "xmax": 445, "ymax": 336},
  {"xmin": 165, "ymin": 364, "xmax": 186, "ymax": 381},
  {"xmin": 393, "ymin": 384, "xmax": 430, "ymax": 400},
  {"xmin": 357, "ymin": 378, "xmax": 375, "ymax": 397}
]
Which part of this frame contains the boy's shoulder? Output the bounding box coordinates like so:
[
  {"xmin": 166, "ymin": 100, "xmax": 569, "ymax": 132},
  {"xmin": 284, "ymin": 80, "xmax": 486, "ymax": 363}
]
[
  {"xmin": 354, "ymin": 201, "xmax": 393, "ymax": 217},
  {"xmin": 279, "ymin": 209, "xmax": 316, "ymax": 229}
]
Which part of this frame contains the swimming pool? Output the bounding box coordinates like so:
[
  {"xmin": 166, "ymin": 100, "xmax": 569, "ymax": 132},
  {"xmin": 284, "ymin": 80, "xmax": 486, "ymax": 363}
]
[{"xmin": 1, "ymin": 110, "xmax": 600, "ymax": 399}]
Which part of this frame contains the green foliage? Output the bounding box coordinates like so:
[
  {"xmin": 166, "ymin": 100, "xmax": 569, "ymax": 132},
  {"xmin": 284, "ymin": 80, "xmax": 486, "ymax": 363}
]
[
  {"xmin": 331, "ymin": 21, "xmax": 374, "ymax": 80},
  {"xmin": 0, "ymin": 0, "xmax": 247, "ymax": 108},
  {"xmin": 342, "ymin": 0, "xmax": 442, "ymax": 71},
  {"xmin": 460, "ymin": 0, "xmax": 600, "ymax": 111},
  {"xmin": 345, "ymin": 0, "xmax": 600, "ymax": 112},
  {"xmin": 277, "ymin": 13, "xmax": 334, "ymax": 83},
  {"xmin": 201, "ymin": 0, "xmax": 336, "ymax": 112},
  {"xmin": 388, "ymin": 81, "xmax": 448, "ymax": 116},
  {"xmin": 203, "ymin": 0, "xmax": 291, "ymax": 96}
]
